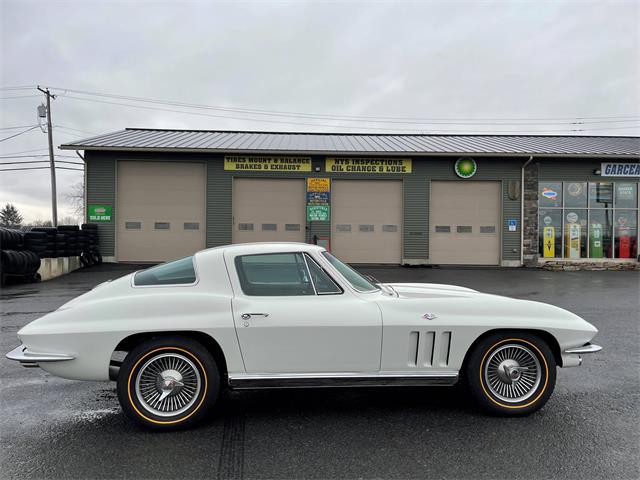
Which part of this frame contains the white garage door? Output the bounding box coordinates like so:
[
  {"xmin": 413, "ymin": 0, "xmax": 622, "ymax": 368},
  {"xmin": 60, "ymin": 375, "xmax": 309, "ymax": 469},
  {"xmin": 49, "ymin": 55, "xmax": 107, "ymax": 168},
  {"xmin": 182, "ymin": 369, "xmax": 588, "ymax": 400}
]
[
  {"xmin": 430, "ymin": 181, "xmax": 501, "ymax": 265},
  {"xmin": 331, "ymin": 180, "xmax": 403, "ymax": 264},
  {"xmin": 232, "ymin": 178, "xmax": 306, "ymax": 244},
  {"xmin": 116, "ymin": 161, "xmax": 206, "ymax": 262}
]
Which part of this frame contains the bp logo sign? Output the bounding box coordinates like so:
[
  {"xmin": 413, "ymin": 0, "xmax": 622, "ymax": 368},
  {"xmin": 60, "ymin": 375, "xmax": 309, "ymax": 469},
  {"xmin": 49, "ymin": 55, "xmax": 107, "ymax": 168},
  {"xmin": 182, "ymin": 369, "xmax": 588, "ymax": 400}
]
[{"xmin": 455, "ymin": 158, "xmax": 477, "ymax": 178}]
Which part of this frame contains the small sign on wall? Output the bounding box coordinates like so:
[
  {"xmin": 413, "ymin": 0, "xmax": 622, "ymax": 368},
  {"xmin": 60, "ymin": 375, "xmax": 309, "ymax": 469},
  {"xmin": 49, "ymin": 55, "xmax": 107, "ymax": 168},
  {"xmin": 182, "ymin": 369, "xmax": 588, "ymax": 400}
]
[
  {"xmin": 307, "ymin": 205, "xmax": 330, "ymax": 221},
  {"xmin": 507, "ymin": 219, "xmax": 518, "ymax": 232},
  {"xmin": 600, "ymin": 163, "xmax": 640, "ymax": 177},
  {"xmin": 88, "ymin": 204, "xmax": 112, "ymax": 222}
]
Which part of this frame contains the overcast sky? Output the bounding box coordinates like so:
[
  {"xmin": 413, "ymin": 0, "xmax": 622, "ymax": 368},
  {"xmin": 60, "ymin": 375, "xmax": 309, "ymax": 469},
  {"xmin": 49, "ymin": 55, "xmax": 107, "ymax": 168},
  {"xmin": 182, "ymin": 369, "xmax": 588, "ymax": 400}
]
[{"xmin": 1, "ymin": 0, "xmax": 639, "ymax": 223}]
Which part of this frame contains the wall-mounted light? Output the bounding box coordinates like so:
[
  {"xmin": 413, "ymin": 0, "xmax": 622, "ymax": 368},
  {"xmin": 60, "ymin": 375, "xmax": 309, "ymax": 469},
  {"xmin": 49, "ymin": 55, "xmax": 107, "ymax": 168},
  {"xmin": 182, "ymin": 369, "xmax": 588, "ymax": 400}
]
[
  {"xmin": 593, "ymin": 169, "xmax": 601, "ymax": 175},
  {"xmin": 314, "ymin": 166, "xmax": 321, "ymax": 172}
]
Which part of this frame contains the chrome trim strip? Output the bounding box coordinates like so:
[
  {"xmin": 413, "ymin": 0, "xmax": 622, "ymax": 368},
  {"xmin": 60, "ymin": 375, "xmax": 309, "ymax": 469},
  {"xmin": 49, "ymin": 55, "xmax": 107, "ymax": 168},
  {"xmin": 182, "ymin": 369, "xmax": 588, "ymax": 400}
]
[
  {"xmin": 228, "ymin": 372, "xmax": 459, "ymax": 389},
  {"xmin": 564, "ymin": 343, "xmax": 602, "ymax": 354},
  {"xmin": 5, "ymin": 344, "xmax": 75, "ymax": 364}
]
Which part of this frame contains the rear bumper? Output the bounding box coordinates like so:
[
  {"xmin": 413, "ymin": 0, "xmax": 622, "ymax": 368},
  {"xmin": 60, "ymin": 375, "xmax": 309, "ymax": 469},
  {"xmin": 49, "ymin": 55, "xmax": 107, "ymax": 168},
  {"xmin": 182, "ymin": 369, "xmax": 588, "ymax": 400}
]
[
  {"xmin": 562, "ymin": 343, "xmax": 602, "ymax": 368},
  {"xmin": 6, "ymin": 344, "xmax": 75, "ymax": 366}
]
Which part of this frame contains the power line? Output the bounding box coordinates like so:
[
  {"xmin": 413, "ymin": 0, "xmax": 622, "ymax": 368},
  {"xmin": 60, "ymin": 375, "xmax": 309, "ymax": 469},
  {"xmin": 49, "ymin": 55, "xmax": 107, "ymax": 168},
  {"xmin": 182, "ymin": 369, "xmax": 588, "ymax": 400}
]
[
  {"xmin": 0, "ymin": 160, "xmax": 84, "ymax": 165},
  {"xmin": 0, "ymin": 125, "xmax": 39, "ymax": 131},
  {"xmin": 0, "ymin": 154, "xmax": 79, "ymax": 159},
  {"xmin": 0, "ymin": 95, "xmax": 41, "ymax": 100},
  {"xmin": 0, "ymin": 126, "xmax": 40, "ymax": 142},
  {"xmin": 59, "ymin": 95, "xmax": 640, "ymax": 134},
  {"xmin": 0, "ymin": 85, "xmax": 37, "ymax": 91},
  {"xmin": 48, "ymin": 86, "xmax": 640, "ymax": 124},
  {"xmin": 0, "ymin": 166, "xmax": 83, "ymax": 172},
  {"xmin": 0, "ymin": 147, "xmax": 49, "ymax": 155},
  {"xmin": 55, "ymin": 125, "xmax": 99, "ymax": 135}
]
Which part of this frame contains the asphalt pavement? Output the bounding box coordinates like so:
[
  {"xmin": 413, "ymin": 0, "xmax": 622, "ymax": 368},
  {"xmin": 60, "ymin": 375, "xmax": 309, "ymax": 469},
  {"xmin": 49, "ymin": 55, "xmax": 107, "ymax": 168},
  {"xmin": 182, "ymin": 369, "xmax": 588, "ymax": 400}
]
[{"xmin": 1, "ymin": 263, "xmax": 638, "ymax": 479}]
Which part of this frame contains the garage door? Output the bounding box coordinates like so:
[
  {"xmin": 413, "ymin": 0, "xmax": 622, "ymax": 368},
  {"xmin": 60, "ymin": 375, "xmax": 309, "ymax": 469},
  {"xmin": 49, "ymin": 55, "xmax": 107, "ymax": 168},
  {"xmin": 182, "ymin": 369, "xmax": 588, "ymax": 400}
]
[
  {"xmin": 332, "ymin": 180, "xmax": 402, "ymax": 264},
  {"xmin": 232, "ymin": 178, "xmax": 306, "ymax": 244},
  {"xmin": 116, "ymin": 161, "xmax": 206, "ymax": 262},
  {"xmin": 430, "ymin": 181, "xmax": 501, "ymax": 265}
]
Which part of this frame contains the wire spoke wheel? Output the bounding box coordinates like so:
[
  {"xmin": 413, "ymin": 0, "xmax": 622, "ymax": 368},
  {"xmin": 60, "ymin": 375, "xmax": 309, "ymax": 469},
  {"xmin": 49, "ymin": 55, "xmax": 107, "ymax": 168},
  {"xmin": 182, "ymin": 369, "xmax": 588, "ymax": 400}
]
[
  {"xmin": 484, "ymin": 343, "xmax": 541, "ymax": 403},
  {"xmin": 134, "ymin": 352, "xmax": 202, "ymax": 417}
]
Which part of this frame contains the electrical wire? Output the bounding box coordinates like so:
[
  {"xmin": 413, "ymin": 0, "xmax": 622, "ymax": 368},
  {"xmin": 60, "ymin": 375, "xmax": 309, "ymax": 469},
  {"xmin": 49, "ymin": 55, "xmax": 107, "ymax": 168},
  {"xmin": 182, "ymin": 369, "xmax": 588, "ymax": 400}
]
[
  {"xmin": 0, "ymin": 85, "xmax": 37, "ymax": 91},
  {"xmin": 0, "ymin": 147, "xmax": 49, "ymax": 155},
  {"xmin": 0, "ymin": 126, "xmax": 40, "ymax": 142},
  {"xmin": 0, "ymin": 95, "xmax": 41, "ymax": 99},
  {"xmin": 59, "ymin": 95, "xmax": 640, "ymax": 133},
  {"xmin": 0, "ymin": 125, "xmax": 39, "ymax": 131},
  {"xmin": 0, "ymin": 160, "xmax": 84, "ymax": 165},
  {"xmin": 0, "ymin": 154, "xmax": 79, "ymax": 159},
  {"xmin": 0, "ymin": 166, "xmax": 83, "ymax": 172},
  {"xmin": 47, "ymin": 86, "xmax": 640, "ymax": 125},
  {"xmin": 55, "ymin": 125, "xmax": 99, "ymax": 135}
]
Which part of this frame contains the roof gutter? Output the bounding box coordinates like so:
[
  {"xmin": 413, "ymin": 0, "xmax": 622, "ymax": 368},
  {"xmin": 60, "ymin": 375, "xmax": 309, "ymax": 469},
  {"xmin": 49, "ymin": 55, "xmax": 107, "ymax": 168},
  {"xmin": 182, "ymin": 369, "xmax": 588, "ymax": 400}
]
[{"xmin": 521, "ymin": 156, "xmax": 534, "ymax": 266}]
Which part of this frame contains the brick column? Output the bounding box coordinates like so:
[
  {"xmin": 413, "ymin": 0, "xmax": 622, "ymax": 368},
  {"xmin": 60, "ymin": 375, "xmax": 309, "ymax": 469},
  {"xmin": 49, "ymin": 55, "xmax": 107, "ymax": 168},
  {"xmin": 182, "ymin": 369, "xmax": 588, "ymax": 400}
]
[{"xmin": 522, "ymin": 161, "xmax": 539, "ymax": 266}]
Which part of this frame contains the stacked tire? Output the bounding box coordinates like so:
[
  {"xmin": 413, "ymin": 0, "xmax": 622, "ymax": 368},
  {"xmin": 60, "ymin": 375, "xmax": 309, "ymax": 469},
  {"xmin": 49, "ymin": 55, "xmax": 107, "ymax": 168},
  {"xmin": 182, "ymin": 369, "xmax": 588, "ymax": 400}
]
[
  {"xmin": 80, "ymin": 223, "xmax": 102, "ymax": 266},
  {"xmin": 31, "ymin": 227, "xmax": 58, "ymax": 258},
  {"xmin": 24, "ymin": 231, "xmax": 52, "ymax": 258},
  {"xmin": 0, "ymin": 228, "xmax": 23, "ymax": 250},
  {"xmin": 0, "ymin": 250, "xmax": 41, "ymax": 276},
  {"xmin": 58, "ymin": 225, "xmax": 80, "ymax": 257}
]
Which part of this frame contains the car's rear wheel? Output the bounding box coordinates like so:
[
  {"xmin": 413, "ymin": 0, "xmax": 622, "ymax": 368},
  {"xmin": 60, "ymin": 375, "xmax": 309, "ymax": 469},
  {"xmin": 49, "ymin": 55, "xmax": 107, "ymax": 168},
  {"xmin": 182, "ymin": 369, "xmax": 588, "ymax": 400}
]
[
  {"xmin": 465, "ymin": 332, "xmax": 556, "ymax": 416},
  {"xmin": 117, "ymin": 336, "xmax": 220, "ymax": 430}
]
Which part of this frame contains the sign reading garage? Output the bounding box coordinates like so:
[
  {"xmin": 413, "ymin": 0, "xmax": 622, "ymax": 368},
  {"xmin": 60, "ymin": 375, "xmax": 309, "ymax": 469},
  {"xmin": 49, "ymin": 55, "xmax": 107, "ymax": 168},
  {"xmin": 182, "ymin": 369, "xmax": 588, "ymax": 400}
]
[
  {"xmin": 326, "ymin": 158, "xmax": 412, "ymax": 173},
  {"xmin": 224, "ymin": 156, "xmax": 312, "ymax": 171}
]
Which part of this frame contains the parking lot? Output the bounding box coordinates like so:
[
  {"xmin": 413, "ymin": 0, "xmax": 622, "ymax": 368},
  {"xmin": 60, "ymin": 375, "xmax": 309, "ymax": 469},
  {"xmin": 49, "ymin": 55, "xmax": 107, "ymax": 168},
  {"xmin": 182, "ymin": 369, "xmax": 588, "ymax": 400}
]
[{"xmin": 1, "ymin": 264, "xmax": 638, "ymax": 479}]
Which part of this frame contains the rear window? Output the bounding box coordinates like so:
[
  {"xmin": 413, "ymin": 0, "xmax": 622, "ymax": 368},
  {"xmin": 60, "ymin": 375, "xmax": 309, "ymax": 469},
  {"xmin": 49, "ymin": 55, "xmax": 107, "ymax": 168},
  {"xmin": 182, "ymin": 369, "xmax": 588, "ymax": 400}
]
[{"xmin": 133, "ymin": 256, "xmax": 197, "ymax": 286}]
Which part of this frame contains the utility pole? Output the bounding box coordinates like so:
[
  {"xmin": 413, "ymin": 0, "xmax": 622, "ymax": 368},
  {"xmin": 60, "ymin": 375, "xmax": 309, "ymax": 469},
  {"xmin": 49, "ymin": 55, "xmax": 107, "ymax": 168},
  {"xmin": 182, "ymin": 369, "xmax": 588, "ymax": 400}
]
[{"xmin": 37, "ymin": 86, "xmax": 57, "ymax": 226}]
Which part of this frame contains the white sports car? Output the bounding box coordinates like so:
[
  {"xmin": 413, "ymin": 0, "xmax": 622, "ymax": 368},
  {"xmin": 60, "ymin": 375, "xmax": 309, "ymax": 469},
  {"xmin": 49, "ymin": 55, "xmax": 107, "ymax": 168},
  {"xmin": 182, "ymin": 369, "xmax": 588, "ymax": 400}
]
[{"xmin": 7, "ymin": 243, "xmax": 601, "ymax": 430}]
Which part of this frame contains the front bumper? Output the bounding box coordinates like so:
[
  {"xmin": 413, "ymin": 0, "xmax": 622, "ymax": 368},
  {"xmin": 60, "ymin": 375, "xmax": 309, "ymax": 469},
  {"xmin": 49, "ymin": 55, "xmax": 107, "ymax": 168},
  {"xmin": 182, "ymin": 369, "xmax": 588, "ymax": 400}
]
[
  {"xmin": 562, "ymin": 343, "xmax": 602, "ymax": 367},
  {"xmin": 6, "ymin": 344, "xmax": 74, "ymax": 367}
]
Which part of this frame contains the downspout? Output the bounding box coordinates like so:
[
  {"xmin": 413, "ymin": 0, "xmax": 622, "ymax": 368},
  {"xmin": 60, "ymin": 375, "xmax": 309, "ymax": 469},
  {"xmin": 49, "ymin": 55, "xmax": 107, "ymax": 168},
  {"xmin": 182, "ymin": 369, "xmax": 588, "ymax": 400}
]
[
  {"xmin": 520, "ymin": 155, "xmax": 534, "ymax": 266},
  {"xmin": 76, "ymin": 150, "xmax": 86, "ymax": 222}
]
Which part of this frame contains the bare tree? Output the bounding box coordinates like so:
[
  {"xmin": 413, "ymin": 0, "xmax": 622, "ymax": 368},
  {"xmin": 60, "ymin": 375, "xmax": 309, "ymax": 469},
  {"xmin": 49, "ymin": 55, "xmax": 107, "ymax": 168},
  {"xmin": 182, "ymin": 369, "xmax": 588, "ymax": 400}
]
[{"xmin": 65, "ymin": 181, "xmax": 84, "ymax": 223}]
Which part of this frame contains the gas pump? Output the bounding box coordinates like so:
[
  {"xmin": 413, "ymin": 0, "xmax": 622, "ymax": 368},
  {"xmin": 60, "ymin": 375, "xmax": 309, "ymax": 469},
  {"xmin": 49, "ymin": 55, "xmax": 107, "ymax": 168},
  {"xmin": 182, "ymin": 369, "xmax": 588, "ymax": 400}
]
[
  {"xmin": 565, "ymin": 223, "xmax": 581, "ymax": 259},
  {"xmin": 589, "ymin": 222, "xmax": 603, "ymax": 258},
  {"xmin": 618, "ymin": 225, "xmax": 631, "ymax": 258},
  {"xmin": 543, "ymin": 226, "xmax": 555, "ymax": 258}
]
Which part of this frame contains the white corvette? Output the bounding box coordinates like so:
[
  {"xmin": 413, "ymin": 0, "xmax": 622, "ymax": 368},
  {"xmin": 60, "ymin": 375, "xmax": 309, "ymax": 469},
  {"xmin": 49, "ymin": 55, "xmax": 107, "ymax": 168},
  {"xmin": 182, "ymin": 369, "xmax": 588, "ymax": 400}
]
[{"xmin": 7, "ymin": 243, "xmax": 601, "ymax": 429}]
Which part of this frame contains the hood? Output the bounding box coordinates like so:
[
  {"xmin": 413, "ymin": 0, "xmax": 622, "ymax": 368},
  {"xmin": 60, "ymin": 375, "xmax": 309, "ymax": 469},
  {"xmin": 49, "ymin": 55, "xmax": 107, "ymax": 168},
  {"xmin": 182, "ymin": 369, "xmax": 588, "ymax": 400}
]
[{"xmin": 386, "ymin": 282, "xmax": 478, "ymax": 299}]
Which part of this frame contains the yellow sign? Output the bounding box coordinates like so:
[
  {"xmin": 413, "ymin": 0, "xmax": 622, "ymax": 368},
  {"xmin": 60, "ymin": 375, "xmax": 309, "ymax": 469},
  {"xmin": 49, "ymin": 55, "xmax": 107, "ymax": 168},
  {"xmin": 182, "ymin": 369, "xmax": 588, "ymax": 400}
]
[
  {"xmin": 224, "ymin": 156, "xmax": 312, "ymax": 172},
  {"xmin": 307, "ymin": 178, "xmax": 330, "ymax": 192},
  {"xmin": 326, "ymin": 158, "xmax": 412, "ymax": 174},
  {"xmin": 543, "ymin": 227, "xmax": 555, "ymax": 258}
]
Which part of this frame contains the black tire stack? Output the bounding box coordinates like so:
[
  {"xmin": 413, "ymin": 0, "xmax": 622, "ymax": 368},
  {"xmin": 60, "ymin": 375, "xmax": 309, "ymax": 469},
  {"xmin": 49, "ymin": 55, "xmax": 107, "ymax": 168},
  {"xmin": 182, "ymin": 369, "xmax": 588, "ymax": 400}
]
[
  {"xmin": 58, "ymin": 225, "xmax": 80, "ymax": 257},
  {"xmin": 0, "ymin": 228, "xmax": 41, "ymax": 286},
  {"xmin": 31, "ymin": 227, "xmax": 59, "ymax": 258},
  {"xmin": 80, "ymin": 223, "xmax": 102, "ymax": 266},
  {"xmin": 24, "ymin": 231, "xmax": 52, "ymax": 258}
]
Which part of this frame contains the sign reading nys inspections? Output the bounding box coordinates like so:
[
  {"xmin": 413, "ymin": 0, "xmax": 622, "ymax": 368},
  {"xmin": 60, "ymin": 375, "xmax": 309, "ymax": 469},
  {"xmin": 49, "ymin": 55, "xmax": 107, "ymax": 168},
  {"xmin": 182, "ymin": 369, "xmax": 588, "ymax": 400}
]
[
  {"xmin": 224, "ymin": 156, "xmax": 312, "ymax": 172},
  {"xmin": 326, "ymin": 158, "xmax": 412, "ymax": 174}
]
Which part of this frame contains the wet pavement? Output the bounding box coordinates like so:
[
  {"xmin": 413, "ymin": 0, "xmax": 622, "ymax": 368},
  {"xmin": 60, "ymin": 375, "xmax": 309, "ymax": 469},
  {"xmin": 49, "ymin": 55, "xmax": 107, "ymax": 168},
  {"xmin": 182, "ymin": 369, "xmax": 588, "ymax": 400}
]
[{"xmin": 1, "ymin": 263, "xmax": 638, "ymax": 479}]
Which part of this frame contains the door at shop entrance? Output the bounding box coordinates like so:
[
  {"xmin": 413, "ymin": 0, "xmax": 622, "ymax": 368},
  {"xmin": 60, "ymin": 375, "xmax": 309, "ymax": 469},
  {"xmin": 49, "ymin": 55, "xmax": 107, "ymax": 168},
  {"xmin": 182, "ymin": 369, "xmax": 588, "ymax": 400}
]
[
  {"xmin": 232, "ymin": 178, "xmax": 306, "ymax": 244},
  {"xmin": 429, "ymin": 181, "xmax": 501, "ymax": 265}
]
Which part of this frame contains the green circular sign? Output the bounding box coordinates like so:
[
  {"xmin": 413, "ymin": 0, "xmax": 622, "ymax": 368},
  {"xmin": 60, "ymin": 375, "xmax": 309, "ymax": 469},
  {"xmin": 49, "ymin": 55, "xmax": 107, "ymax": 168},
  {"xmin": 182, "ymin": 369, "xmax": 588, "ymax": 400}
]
[{"xmin": 455, "ymin": 157, "xmax": 477, "ymax": 178}]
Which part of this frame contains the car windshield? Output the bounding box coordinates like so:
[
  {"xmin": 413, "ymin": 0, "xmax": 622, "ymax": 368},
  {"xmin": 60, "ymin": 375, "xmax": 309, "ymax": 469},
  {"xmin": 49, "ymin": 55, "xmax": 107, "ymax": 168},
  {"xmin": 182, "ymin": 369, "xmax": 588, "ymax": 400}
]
[{"xmin": 321, "ymin": 252, "xmax": 380, "ymax": 292}]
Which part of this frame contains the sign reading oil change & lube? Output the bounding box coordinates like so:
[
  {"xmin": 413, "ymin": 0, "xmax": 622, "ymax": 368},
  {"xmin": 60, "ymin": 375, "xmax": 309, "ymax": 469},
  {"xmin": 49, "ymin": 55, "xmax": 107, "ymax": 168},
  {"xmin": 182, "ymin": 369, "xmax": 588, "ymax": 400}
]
[{"xmin": 326, "ymin": 158, "xmax": 412, "ymax": 174}]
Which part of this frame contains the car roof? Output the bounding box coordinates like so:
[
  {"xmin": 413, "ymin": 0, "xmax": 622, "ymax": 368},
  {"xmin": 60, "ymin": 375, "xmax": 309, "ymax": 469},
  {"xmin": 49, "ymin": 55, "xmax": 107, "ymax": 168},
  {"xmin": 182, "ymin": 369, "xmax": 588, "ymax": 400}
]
[{"xmin": 197, "ymin": 242, "xmax": 326, "ymax": 258}]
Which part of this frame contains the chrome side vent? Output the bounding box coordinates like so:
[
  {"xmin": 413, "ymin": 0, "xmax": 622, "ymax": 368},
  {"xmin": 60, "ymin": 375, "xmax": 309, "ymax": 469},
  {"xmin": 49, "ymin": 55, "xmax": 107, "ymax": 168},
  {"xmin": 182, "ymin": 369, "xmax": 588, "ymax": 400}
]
[
  {"xmin": 408, "ymin": 331, "xmax": 419, "ymax": 367},
  {"xmin": 423, "ymin": 331, "xmax": 436, "ymax": 367},
  {"xmin": 439, "ymin": 331, "xmax": 452, "ymax": 367}
]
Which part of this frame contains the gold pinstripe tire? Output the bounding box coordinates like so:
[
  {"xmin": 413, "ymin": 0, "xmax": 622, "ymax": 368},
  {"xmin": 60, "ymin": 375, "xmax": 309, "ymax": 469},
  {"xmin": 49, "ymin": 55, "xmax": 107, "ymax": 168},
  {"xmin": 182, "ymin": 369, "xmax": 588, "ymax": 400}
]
[
  {"xmin": 465, "ymin": 332, "xmax": 556, "ymax": 416},
  {"xmin": 117, "ymin": 336, "xmax": 220, "ymax": 430}
]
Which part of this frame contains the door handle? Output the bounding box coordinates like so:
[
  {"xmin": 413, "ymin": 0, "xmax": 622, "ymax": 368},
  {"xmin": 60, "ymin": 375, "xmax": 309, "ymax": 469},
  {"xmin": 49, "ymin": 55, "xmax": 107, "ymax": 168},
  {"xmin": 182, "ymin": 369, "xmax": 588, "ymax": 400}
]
[{"xmin": 240, "ymin": 313, "xmax": 270, "ymax": 320}]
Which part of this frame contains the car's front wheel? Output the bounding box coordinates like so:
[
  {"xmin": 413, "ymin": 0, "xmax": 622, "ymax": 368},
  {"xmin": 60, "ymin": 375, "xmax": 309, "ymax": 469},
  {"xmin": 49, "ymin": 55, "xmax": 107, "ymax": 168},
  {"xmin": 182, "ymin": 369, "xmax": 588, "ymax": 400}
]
[
  {"xmin": 465, "ymin": 332, "xmax": 556, "ymax": 416},
  {"xmin": 117, "ymin": 336, "xmax": 220, "ymax": 430}
]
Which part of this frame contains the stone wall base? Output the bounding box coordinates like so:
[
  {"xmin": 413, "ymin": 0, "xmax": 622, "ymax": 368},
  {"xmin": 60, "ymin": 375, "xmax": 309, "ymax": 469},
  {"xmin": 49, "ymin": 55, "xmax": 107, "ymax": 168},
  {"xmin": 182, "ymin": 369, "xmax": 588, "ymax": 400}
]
[
  {"xmin": 539, "ymin": 260, "xmax": 640, "ymax": 271},
  {"xmin": 38, "ymin": 256, "xmax": 81, "ymax": 281}
]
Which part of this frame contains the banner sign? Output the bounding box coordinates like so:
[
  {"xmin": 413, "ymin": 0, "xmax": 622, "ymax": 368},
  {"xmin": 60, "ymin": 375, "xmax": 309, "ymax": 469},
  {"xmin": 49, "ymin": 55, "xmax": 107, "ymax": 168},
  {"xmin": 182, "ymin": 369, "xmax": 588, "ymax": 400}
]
[
  {"xmin": 307, "ymin": 178, "xmax": 330, "ymax": 192},
  {"xmin": 87, "ymin": 204, "xmax": 112, "ymax": 222},
  {"xmin": 325, "ymin": 158, "xmax": 412, "ymax": 174},
  {"xmin": 600, "ymin": 163, "xmax": 640, "ymax": 177},
  {"xmin": 307, "ymin": 192, "xmax": 330, "ymax": 204},
  {"xmin": 307, "ymin": 205, "xmax": 330, "ymax": 221},
  {"xmin": 224, "ymin": 156, "xmax": 312, "ymax": 172},
  {"xmin": 306, "ymin": 177, "xmax": 330, "ymax": 221}
]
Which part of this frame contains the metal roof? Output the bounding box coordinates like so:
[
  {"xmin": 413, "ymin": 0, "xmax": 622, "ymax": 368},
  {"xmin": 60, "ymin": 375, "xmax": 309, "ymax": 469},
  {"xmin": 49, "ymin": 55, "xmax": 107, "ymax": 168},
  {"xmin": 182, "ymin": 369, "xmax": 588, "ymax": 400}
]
[{"xmin": 60, "ymin": 128, "xmax": 640, "ymax": 158}]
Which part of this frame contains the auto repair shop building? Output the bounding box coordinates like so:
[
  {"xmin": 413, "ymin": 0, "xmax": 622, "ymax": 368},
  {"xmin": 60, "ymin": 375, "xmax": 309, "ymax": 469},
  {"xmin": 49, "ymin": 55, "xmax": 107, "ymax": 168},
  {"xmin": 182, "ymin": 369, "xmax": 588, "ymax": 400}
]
[{"xmin": 60, "ymin": 129, "xmax": 640, "ymax": 267}]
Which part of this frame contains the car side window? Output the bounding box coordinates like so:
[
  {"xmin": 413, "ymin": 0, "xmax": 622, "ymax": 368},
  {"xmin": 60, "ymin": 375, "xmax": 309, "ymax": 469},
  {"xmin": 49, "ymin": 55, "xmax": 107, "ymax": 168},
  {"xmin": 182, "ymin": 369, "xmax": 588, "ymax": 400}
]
[
  {"xmin": 235, "ymin": 253, "xmax": 314, "ymax": 296},
  {"xmin": 134, "ymin": 256, "xmax": 197, "ymax": 286},
  {"xmin": 304, "ymin": 254, "xmax": 342, "ymax": 294}
]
